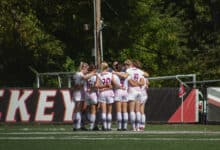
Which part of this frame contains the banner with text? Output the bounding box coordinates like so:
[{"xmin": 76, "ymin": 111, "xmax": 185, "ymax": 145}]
[{"xmin": 0, "ymin": 88, "xmax": 198, "ymax": 123}]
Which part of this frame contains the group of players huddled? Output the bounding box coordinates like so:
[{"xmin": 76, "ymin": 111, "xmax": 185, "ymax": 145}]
[{"xmin": 72, "ymin": 59, "xmax": 149, "ymax": 132}]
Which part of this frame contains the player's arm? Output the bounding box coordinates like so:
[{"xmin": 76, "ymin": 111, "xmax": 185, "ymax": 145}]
[
  {"xmin": 128, "ymin": 79, "xmax": 139, "ymax": 87},
  {"xmin": 143, "ymin": 71, "xmax": 149, "ymax": 77},
  {"xmin": 94, "ymin": 75, "xmax": 110, "ymax": 90},
  {"xmin": 82, "ymin": 71, "xmax": 96, "ymax": 80},
  {"xmin": 112, "ymin": 71, "xmax": 128, "ymax": 79},
  {"xmin": 94, "ymin": 74, "xmax": 101, "ymax": 88},
  {"xmin": 112, "ymin": 74, "xmax": 121, "ymax": 89},
  {"xmin": 146, "ymin": 79, "xmax": 150, "ymax": 88},
  {"xmin": 138, "ymin": 77, "xmax": 145, "ymax": 86},
  {"xmin": 72, "ymin": 75, "xmax": 83, "ymax": 90}
]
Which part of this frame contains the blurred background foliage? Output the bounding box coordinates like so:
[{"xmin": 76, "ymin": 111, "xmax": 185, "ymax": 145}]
[{"xmin": 0, "ymin": 0, "xmax": 220, "ymax": 87}]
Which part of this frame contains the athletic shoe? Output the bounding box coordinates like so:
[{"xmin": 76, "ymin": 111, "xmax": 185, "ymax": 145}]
[
  {"xmin": 139, "ymin": 127, "xmax": 144, "ymax": 131},
  {"xmin": 101, "ymin": 126, "xmax": 106, "ymax": 131},
  {"xmin": 73, "ymin": 128, "xmax": 80, "ymax": 131},
  {"xmin": 102, "ymin": 126, "xmax": 107, "ymax": 131},
  {"xmin": 93, "ymin": 126, "xmax": 100, "ymax": 131},
  {"xmin": 81, "ymin": 126, "xmax": 88, "ymax": 131}
]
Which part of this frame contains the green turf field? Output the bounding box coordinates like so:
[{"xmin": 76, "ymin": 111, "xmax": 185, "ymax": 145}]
[{"xmin": 1, "ymin": 124, "xmax": 220, "ymax": 150}]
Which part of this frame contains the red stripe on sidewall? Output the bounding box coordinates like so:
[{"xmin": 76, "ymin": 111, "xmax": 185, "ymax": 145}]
[
  {"xmin": 208, "ymin": 98, "xmax": 220, "ymax": 108},
  {"xmin": 168, "ymin": 89, "xmax": 196, "ymax": 123}
]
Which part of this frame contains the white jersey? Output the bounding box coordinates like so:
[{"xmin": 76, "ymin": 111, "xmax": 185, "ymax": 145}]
[
  {"xmin": 126, "ymin": 67, "xmax": 144, "ymax": 87},
  {"xmin": 85, "ymin": 75, "xmax": 98, "ymax": 105},
  {"xmin": 140, "ymin": 77, "xmax": 148, "ymax": 104},
  {"xmin": 72, "ymin": 71, "xmax": 85, "ymax": 101},
  {"xmin": 86, "ymin": 75, "xmax": 97, "ymax": 91},
  {"xmin": 126, "ymin": 67, "xmax": 144, "ymax": 101},
  {"xmin": 113, "ymin": 73, "xmax": 128, "ymax": 102},
  {"xmin": 140, "ymin": 76, "xmax": 147, "ymax": 91},
  {"xmin": 98, "ymin": 72, "xmax": 114, "ymax": 104},
  {"xmin": 73, "ymin": 72, "xmax": 85, "ymax": 86},
  {"xmin": 113, "ymin": 74, "xmax": 128, "ymax": 90},
  {"xmin": 99, "ymin": 72, "xmax": 113, "ymax": 85}
]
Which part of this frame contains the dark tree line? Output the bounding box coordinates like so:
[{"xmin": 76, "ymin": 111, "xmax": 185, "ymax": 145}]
[{"xmin": 0, "ymin": 0, "xmax": 220, "ymax": 87}]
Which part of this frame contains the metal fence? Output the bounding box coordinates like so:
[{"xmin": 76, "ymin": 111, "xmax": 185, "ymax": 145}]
[{"xmin": 34, "ymin": 71, "xmax": 197, "ymax": 88}]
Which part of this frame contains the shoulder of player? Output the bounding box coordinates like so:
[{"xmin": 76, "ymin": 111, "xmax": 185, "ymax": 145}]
[
  {"xmin": 88, "ymin": 74, "xmax": 96, "ymax": 80},
  {"xmin": 100, "ymin": 71, "xmax": 112, "ymax": 76},
  {"xmin": 73, "ymin": 72, "xmax": 81, "ymax": 78}
]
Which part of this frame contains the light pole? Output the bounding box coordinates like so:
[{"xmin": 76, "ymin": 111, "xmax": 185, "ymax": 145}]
[
  {"xmin": 93, "ymin": 0, "xmax": 97, "ymax": 66},
  {"xmin": 100, "ymin": 19, "xmax": 104, "ymax": 62},
  {"xmin": 93, "ymin": 0, "xmax": 102, "ymax": 69}
]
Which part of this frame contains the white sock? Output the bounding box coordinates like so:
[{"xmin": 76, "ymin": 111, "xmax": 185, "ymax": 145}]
[
  {"xmin": 117, "ymin": 112, "xmax": 122, "ymax": 129},
  {"xmin": 141, "ymin": 114, "xmax": 146, "ymax": 128},
  {"xmin": 102, "ymin": 113, "xmax": 107, "ymax": 129},
  {"xmin": 90, "ymin": 114, "xmax": 96, "ymax": 130},
  {"xmin": 76, "ymin": 112, "xmax": 81, "ymax": 129},
  {"xmin": 107, "ymin": 113, "xmax": 112, "ymax": 129},
  {"xmin": 123, "ymin": 112, "xmax": 128, "ymax": 129},
  {"xmin": 73, "ymin": 113, "xmax": 77, "ymax": 128},
  {"xmin": 130, "ymin": 112, "xmax": 136, "ymax": 130},
  {"xmin": 136, "ymin": 112, "xmax": 141, "ymax": 129}
]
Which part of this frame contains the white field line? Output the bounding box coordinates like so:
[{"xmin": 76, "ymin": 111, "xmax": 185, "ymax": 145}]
[
  {"xmin": 1, "ymin": 131, "xmax": 220, "ymax": 135},
  {"xmin": 0, "ymin": 127, "xmax": 68, "ymax": 131},
  {"xmin": 0, "ymin": 136, "xmax": 220, "ymax": 141},
  {"xmin": 1, "ymin": 131, "xmax": 220, "ymax": 141}
]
